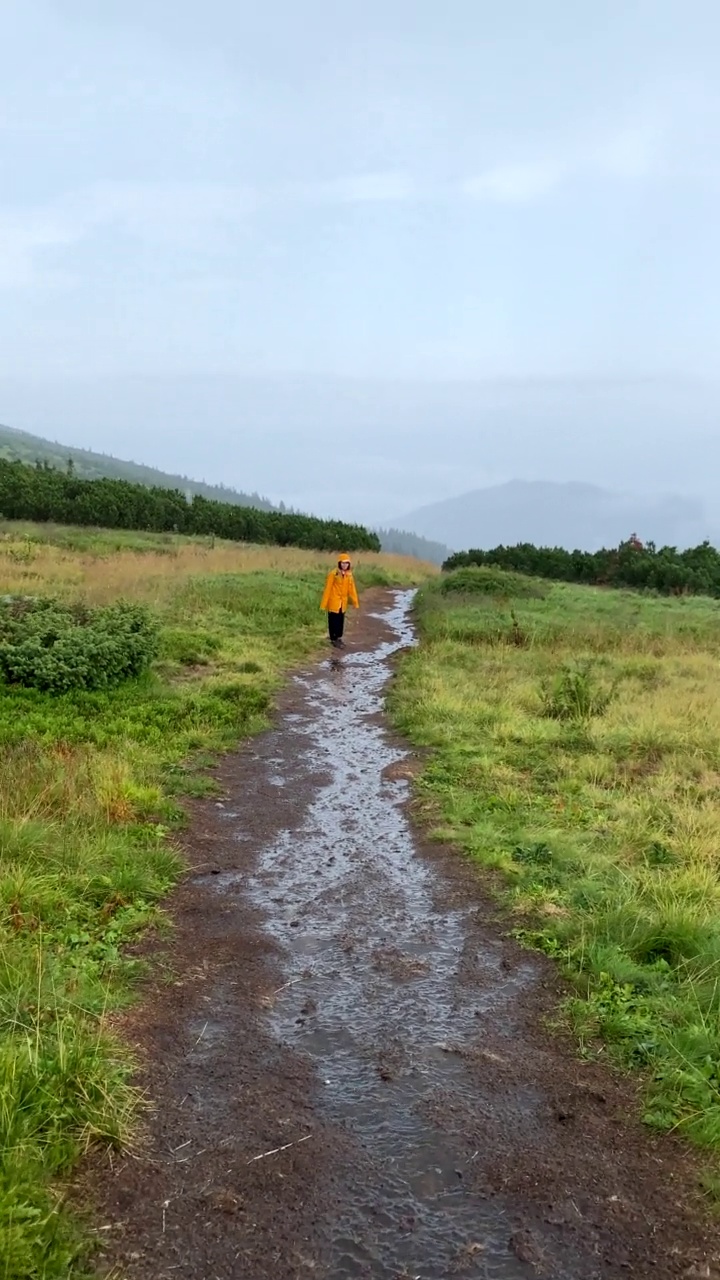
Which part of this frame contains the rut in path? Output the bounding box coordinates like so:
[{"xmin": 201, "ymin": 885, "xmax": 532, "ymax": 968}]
[{"xmin": 93, "ymin": 591, "xmax": 720, "ymax": 1280}]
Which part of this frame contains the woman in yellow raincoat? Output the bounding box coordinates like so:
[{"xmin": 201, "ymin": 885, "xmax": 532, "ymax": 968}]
[{"xmin": 320, "ymin": 553, "xmax": 359, "ymax": 648}]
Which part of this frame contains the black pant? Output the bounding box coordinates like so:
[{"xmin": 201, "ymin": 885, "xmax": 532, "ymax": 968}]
[{"xmin": 328, "ymin": 610, "xmax": 345, "ymax": 642}]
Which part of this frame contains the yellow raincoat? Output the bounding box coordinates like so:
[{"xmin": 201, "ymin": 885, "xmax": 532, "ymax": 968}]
[{"xmin": 320, "ymin": 554, "xmax": 360, "ymax": 614}]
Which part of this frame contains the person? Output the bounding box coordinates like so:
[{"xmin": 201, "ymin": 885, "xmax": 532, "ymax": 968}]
[{"xmin": 320, "ymin": 553, "xmax": 359, "ymax": 648}]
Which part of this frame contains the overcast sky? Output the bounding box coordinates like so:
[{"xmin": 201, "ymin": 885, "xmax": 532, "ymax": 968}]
[{"xmin": 2, "ymin": 1, "xmax": 720, "ymax": 521}]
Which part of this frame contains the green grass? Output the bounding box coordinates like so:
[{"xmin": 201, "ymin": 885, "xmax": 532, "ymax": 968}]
[
  {"xmin": 0, "ymin": 521, "xmax": 200, "ymax": 556},
  {"xmin": 0, "ymin": 525, "xmax": 434, "ymax": 1277},
  {"xmin": 390, "ymin": 568, "xmax": 720, "ymax": 1156}
]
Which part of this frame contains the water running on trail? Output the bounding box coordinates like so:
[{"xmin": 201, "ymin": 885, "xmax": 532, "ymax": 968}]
[{"xmin": 213, "ymin": 592, "xmax": 536, "ymax": 1278}]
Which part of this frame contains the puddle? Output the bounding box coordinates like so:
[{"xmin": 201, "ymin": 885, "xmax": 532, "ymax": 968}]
[{"xmin": 202, "ymin": 591, "xmax": 542, "ymax": 1279}]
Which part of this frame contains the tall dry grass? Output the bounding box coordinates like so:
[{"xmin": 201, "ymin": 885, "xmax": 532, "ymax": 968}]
[{"xmin": 0, "ymin": 525, "xmax": 434, "ymax": 606}]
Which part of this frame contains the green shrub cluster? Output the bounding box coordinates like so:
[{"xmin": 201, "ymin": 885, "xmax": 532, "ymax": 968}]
[
  {"xmin": 0, "ymin": 598, "xmax": 158, "ymax": 692},
  {"xmin": 539, "ymin": 659, "xmax": 618, "ymax": 721},
  {"xmin": 444, "ymin": 539, "xmax": 720, "ymax": 598},
  {"xmin": 440, "ymin": 565, "xmax": 546, "ymax": 598},
  {"xmin": 0, "ymin": 458, "xmax": 379, "ymax": 552}
]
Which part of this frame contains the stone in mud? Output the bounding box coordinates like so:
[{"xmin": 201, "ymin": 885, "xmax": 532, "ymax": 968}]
[{"xmin": 510, "ymin": 1229, "xmax": 545, "ymax": 1266}]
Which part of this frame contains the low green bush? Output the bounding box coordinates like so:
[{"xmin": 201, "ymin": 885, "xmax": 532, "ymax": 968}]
[
  {"xmin": 0, "ymin": 598, "xmax": 158, "ymax": 693},
  {"xmin": 440, "ymin": 566, "xmax": 546, "ymax": 598}
]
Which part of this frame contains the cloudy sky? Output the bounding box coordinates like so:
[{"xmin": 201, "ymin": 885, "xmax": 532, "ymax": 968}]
[{"xmin": 2, "ymin": 1, "xmax": 719, "ymax": 521}]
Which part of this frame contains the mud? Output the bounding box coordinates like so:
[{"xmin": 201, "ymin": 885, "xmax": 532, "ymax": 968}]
[{"xmin": 90, "ymin": 591, "xmax": 720, "ymax": 1280}]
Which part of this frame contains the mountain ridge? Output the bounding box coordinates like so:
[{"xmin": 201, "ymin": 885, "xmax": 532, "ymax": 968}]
[
  {"xmin": 0, "ymin": 422, "xmax": 275, "ymax": 511},
  {"xmin": 395, "ymin": 479, "xmax": 713, "ymax": 553}
]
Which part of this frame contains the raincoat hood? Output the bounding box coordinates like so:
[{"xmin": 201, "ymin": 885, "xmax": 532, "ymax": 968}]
[{"xmin": 337, "ymin": 553, "xmax": 352, "ymax": 566}]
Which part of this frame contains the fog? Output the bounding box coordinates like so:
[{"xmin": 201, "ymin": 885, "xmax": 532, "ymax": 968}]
[
  {"xmin": 1, "ymin": 374, "xmax": 719, "ymax": 527},
  {"xmin": 2, "ymin": 2, "xmax": 719, "ymax": 529}
]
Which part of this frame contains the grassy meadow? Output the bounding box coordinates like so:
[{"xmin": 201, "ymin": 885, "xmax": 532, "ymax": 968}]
[
  {"xmin": 0, "ymin": 520, "xmax": 434, "ymax": 1277},
  {"xmin": 391, "ymin": 567, "xmax": 720, "ymax": 1161}
]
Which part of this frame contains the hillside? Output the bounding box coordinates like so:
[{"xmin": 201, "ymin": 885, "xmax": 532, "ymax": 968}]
[
  {"xmin": 0, "ymin": 457, "xmax": 379, "ymax": 553},
  {"xmin": 374, "ymin": 526, "xmax": 449, "ymax": 565},
  {"xmin": 0, "ymin": 421, "xmax": 441, "ymax": 561},
  {"xmin": 395, "ymin": 480, "xmax": 712, "ymax": 552},
  {"xmin": 0, "ymin": 422, "xmax": 275, "ymax": 511}
]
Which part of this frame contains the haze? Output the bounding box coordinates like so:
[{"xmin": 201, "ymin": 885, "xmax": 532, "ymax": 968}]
[{"xmin": 2, "ymin": 2, "xmax": 719, "ymax": 526}]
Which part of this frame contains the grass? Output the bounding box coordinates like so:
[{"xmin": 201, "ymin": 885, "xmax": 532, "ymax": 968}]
[
  {"xmin": 0, "ymin": 521, "xmax": 436, "ymax": 1277},
  {"xmin": 390, "ymin": 567, "xmax": 720, "ymax": 1157},
  {"xmin": 0, "ymin": 520, "xmax": 430, "ymax": 605}
]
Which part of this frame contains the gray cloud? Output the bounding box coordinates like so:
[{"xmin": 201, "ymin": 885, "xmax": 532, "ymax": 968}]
[{"xmin": 2, "ymin": 0, "xmax": 719, "ymax": 521}]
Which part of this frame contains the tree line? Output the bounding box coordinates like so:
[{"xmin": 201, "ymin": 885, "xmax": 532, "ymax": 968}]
[
  {"xmin": 0, "ymin": 423, "xmax": 275, "ymax": 509},
  {"xmin": 0, "ymin": 459, "xmax": 380, "ymax": 552},
  {"xmin": 443, "ymin": 539, "xmax": 720, "ymax": 598}
]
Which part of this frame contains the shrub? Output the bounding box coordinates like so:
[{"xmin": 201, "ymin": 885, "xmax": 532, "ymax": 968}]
[
  {"xmin": 540, "ymin": 659, "xmax": 617, "ymax": 721},
  {"xmin": 440, "ymin": 566, "xmax": 545, "ymax": 598},
  {"xmin": 442, "ymin": 539, "xmax": 720, "ymax": 600},
  {"xmin": 0, "ymin": 598, "xmax": 158, "ymax": 693}
]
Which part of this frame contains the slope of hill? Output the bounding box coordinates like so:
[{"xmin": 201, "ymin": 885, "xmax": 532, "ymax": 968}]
[
  {"xmin": 395, "ymin": 480, "xmax": 711, "ymax": 552},
  {"xmin": 0, "ymin": 422, "xmax": 274, "ymax": 510},
  {"xmin": 0, "ymin": 421, "xmax": 440, "ymax": 561},
  {"xmin": 0, "ymin": 457, "xmax": 380, "ymax": 553},
  {"xmin": 373, "ymin": 526, "xmax": 449, "ymax": 565}
]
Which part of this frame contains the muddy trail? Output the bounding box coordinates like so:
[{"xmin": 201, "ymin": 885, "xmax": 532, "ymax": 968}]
[{"xmin": 93, "ymin": 591, "xmax": 720, "ymax": 1280}]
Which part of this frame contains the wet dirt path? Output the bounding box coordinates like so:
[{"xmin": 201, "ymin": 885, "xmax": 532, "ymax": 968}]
[{"xmin": 93, "ymin": 591, "xmax": 720, "ymax": 1280}]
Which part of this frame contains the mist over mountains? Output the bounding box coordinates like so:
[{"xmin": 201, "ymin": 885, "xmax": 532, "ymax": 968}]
[
  {"xmin": 1, "ymin": 419, "xmax": 718, "ymax": 563},
  {"xmin": 2, "ymin": 373, "xmax": 720, "ymax": 530},
  {"xmin": 395, "ymin": 481, "xmax": 715, "ymax": 554}
]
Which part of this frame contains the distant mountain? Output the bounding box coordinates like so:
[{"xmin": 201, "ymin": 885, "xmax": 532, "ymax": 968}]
[
  {"xmin": 395, "ymin": 481, "xmax": 713, "ymax": 553},
  {"xmin": 0, "ymin": 422, "xmax": 275, "ymax": 511},
  {"xmin": 373, "ymin": 527, "xmax": 450, "ymax": 564}
]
